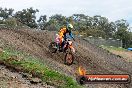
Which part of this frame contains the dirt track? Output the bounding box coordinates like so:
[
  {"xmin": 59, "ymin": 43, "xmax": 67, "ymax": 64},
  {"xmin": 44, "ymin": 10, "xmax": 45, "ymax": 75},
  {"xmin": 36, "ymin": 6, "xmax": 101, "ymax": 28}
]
[
  {"xmin": 0, "ymin": 65, "xmax": 54, "ymax": 88},
  {"xmin": 0, "ymin": 28, "xmax": 131, "ymax": 88}
]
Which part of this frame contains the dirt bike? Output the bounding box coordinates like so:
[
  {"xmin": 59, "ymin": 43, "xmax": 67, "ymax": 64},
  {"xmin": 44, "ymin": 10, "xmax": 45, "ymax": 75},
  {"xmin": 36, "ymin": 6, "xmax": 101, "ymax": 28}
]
[{"xmin": 49, "ymin": 38, "xmax": 75, "ymax": 65}]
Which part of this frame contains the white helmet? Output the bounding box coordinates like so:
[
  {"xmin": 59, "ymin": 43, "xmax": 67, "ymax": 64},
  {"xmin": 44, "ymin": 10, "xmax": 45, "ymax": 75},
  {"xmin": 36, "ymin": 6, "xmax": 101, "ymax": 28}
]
[{"xmin": 67, "ymin": 24, "xmax": 73, "ymax": 31}]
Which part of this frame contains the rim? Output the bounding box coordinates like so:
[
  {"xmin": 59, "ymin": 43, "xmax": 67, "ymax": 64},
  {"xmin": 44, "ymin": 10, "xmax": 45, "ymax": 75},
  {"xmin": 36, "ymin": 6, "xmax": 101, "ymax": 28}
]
[{"xmin": 66, "ymin": 53, "xmax": 73, "ymax": 64}]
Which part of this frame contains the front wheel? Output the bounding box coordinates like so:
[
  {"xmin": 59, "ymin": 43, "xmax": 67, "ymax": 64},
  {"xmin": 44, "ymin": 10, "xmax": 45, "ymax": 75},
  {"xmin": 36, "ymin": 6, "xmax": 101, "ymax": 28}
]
[{"xmin": 64, "ymin": 52, "xmax": 74, "ymax": 65}]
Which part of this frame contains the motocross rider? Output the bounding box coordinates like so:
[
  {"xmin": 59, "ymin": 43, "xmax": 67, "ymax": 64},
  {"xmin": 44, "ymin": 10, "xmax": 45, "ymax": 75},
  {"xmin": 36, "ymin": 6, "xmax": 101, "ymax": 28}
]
[{"xmin": 58, "ymin": 23, "xmax": 75, "ymax": 52}]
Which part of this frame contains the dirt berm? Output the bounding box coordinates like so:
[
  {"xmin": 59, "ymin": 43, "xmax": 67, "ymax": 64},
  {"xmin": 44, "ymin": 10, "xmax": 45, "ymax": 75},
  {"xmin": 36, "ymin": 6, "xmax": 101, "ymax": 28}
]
[{"xmin": 0, "ymin": 28, "xmax": 131, "ymax": 88}]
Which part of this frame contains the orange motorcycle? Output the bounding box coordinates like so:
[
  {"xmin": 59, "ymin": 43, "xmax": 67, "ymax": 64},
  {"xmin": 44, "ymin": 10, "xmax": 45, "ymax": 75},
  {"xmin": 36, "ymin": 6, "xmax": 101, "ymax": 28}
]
[{"xmin": 49, "ymin": 38, "xmax": 75, "ymax": 65}]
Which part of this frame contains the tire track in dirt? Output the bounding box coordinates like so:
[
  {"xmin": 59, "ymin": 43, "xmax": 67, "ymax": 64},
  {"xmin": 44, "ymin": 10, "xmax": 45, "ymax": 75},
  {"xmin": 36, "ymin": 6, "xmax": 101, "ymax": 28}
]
[
  {"xmin": 78, "ymin": 39, "xmax": 132, "ymax": 74},
  {"xmin": 0, "ymin": 29, "xmax": 76, "ymax": 78},
  {"xmin": 75, "ymin": 38, "xmax": 132, "ymax": 88},
  {"xmin": 0, "ymin": 28, "xmax": 131, "ymax": 88}
]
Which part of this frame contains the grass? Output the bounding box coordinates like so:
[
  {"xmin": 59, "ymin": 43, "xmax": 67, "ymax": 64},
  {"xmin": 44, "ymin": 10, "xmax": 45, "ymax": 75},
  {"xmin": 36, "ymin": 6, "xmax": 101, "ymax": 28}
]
[
  {"xmin": 0, "ymin": 48, "xmax": 83, "ymax": 88},
  {"xmin": 100, "ymin": 45, "xmax": 126, "ymax": 51},
  {"xmin": 100, "ymin": 45, "xmax": 132, "ymax": 62}
]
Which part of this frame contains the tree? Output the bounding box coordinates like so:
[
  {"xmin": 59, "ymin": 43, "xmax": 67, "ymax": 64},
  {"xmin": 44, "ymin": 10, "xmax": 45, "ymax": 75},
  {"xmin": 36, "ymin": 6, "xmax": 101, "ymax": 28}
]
[
  {"xmin": 90, "ymin": 15, "xmax": 116, "ymax": 38},
  {"xmin": 46, "ymin": 14, "xmax": 67, "ymax": 31},
  {"xmin": 14, "ymin": 7, "xmax": 39, "ymax": 28},
  {"xmin": 71, "ymin": 14, "xmax": 116, "ymax": 38},
  {"xmin": 114, "ymin": 19, "xmax": 131, "ymax": 48},
  {"xmin": 86, "ymin": 29, "xmax": 106, "ymax": 38},
  {"xmin": 37, "ymin": 15, "xmax": 47, "ymax": 30},
  {"xmin": 72, "ymin": 14, "xmax": 88, "ymax": 31},
  {"xmin": 50, "ymin": 14, "xmax": 66, "ymax": 26},
  {"xmin": 4, "ymin": 17, "xmax": 17, "ymax": 27},
  {"xmin": 0, "ymin": 7, "xmax": 14, "ymax": 20}
]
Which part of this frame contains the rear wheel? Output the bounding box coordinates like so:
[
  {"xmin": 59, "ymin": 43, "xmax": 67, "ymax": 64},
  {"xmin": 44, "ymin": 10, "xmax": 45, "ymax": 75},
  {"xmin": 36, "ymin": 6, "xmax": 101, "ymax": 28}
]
[{"xmin": 49, "ymin": 42, "xmax": 57, "ymax": 53}]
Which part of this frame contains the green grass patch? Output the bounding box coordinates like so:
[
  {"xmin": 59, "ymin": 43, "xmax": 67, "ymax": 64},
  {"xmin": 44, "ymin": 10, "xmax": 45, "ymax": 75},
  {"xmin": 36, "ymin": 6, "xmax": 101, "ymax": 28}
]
[
  {"xmin": 100, "ymin": 45, "xmax": 126, "ymax": 51},
  {"xmin": 0, "ymin": 48, "xmax": 83, "ymax": 88}
]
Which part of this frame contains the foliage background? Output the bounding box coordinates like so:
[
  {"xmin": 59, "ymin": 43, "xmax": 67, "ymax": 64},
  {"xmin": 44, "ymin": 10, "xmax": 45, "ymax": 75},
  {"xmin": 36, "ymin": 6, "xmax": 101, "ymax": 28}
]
[{"xmin": 0, "ymin": 7, "xmax": 131, "ymax": 48}]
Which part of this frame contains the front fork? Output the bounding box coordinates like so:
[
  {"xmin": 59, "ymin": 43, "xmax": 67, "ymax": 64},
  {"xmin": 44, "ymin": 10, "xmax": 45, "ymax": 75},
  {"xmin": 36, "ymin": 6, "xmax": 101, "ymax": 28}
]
[{"xmin": 63, "ymin": 44, "xmax": 75, "ymax": 53}]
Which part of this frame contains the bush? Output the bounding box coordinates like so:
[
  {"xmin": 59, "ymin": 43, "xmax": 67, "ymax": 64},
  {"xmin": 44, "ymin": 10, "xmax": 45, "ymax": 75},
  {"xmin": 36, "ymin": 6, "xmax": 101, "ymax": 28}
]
[{"xmin": 4, "ymin": 18, "xmax": 17, "ymax": 27}]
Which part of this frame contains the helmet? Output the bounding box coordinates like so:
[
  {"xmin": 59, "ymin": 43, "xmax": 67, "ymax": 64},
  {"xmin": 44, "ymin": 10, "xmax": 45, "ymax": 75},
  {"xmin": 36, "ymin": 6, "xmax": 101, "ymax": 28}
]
[{"xmin": 67, "ymin": 24, "xmax": 73, "ymax": 31}]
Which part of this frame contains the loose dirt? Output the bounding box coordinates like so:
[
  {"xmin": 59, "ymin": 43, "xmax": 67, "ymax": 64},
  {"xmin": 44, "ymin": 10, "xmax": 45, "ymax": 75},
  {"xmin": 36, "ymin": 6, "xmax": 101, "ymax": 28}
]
[
  {"xmin": 0, "ymin": 65, "xmax": 54, "ymax": 88},
  {"xmin": 0, "ymin": 28, "xmax": 131, "ymax": 88}
]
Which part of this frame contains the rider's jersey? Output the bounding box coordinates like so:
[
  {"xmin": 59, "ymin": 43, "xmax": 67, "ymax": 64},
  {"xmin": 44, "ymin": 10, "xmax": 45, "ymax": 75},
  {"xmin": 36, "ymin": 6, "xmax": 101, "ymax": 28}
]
[
  {"xmin": 59, "ymin": 27, "xmax": 74, "ymax": 41},
  {"xmin": 58, "ymin": 27, "xmax": 75, "ymax": 53}
]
